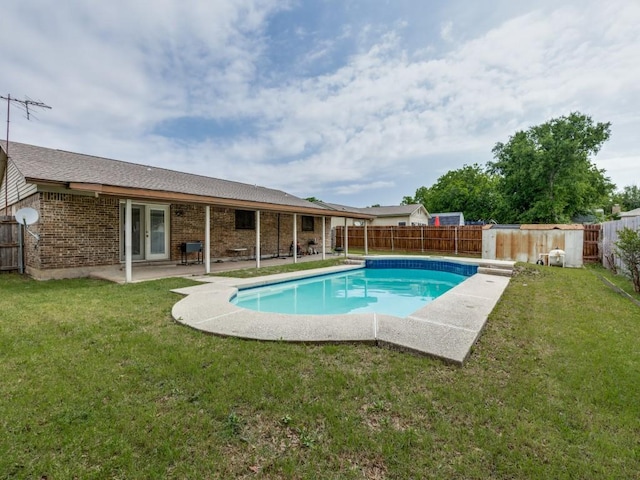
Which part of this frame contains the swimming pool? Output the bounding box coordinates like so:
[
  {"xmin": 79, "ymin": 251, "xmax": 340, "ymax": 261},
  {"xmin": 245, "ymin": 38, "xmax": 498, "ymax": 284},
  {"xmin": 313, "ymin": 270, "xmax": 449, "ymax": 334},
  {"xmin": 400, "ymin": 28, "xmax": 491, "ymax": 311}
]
[
  {"xmin": 172, "ymin": 256, "xmax": 512, "ymax": 364},
  {"xmin": 231, "ymin": 261, "xmax": 474, "ymax": 317}
]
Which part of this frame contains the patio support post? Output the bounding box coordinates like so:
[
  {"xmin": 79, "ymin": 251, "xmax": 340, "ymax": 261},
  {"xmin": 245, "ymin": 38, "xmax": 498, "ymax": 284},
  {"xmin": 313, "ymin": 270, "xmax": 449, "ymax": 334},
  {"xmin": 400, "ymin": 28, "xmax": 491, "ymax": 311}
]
[
  {"xmin": 125, "ymin": 199, "xmax": 132, "ymax": 283},
  {"xmin": 293, "ymin": 214, "xmax": 298, "ymax": 264},
  {"xmin": 255, "ymin": 210, "xmax": 261, "ymax": 268},
  {"xmin": 344, "ymin": 218, "xmax": 348, "ymax": 257},
  {"xmin": 204, "ymin": 205, "xmax": 211, "ymax": 274},
  {"xmin": 321, "ymin": 215, "xmax": 326, "ymax": 260},
  {"xmin": 364, "ymin": 220, "xmax": 368, "ymax": 255}
]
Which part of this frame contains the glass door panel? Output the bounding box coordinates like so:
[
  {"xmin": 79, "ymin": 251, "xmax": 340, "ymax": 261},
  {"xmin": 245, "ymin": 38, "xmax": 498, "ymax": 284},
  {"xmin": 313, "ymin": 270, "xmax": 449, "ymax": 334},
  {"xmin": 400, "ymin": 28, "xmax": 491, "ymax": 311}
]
[
  {"xmin": 121, "ymin": 204, "xmax": 145, "ymax": 261},
  {"xmin": 146, "ymin": 206, "xmax": 169, "ymax": 260}
]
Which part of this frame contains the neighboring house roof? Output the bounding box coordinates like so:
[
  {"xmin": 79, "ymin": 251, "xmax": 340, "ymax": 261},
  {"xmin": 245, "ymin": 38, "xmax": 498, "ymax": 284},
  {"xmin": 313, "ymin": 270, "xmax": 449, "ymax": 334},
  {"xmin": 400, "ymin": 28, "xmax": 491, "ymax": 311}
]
[
  {"xmin": 313, "ymin": 201, "xmax": 370, "ymax": 216},
  {"xmin": 620, "ymin": 208, "xmax": 640, "ymax": 217},
  {"xmin": 359, "ymin": 204, "xmax": 429, "ymax": 218},
  {"xmin": 1, "ymin": 141, "xmax": 370, "ymax": 217},
  {"xmin": 428, "ymin": 212, "xmax": 464, "ymax": 226},
  {"xmin": 316, "ymin": 202, "xmax": 429, "ymax": 218}
]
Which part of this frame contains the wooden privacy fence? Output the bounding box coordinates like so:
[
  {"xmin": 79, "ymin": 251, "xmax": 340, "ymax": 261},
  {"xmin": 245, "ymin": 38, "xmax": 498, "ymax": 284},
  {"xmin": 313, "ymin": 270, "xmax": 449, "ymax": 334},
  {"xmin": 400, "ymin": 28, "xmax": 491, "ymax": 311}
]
[
  {"xmin": 0, "ymin": 217, "xmax": 19, "ymax": 272},
  {"xmin": 336, "ymin": 223, "xmax": 604, "ymax": 262},
  {"xmin": 335, "ymin": 225, "xmax": 483, "ymax": 255}
]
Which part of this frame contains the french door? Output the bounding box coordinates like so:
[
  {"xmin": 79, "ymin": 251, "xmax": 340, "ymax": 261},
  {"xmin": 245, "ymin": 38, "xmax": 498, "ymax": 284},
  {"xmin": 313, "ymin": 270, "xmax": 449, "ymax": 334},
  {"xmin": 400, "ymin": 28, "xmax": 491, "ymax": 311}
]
[{"xmin": 121, "ymin": 203, "xmax": 170, "ymax": 261}]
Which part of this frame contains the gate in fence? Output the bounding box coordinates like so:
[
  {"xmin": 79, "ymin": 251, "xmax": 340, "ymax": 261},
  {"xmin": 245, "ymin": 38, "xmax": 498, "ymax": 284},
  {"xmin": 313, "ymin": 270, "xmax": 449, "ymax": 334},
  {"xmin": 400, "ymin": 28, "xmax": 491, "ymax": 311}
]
[{"xmin": 0, "ymin": 216, "xmax": 19, "ymax": 272}]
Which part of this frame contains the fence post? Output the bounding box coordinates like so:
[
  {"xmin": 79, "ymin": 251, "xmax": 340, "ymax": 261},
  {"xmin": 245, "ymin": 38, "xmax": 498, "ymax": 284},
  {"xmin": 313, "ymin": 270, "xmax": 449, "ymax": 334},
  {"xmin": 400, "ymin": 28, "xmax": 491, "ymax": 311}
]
[
  {"xmin": 421, "ymin": 226, "xmax": 424, "ymax": 252},
  {"xmin": 390, "ymin": 226, "xmax": 394, "ymax": 251},
  {"xmin": 364, "ymin": 222, "xmax": 368, "ymax": 255},
  {"xmin": 455, "ymin": 227, "xmax": 458, "ymax": 255}
]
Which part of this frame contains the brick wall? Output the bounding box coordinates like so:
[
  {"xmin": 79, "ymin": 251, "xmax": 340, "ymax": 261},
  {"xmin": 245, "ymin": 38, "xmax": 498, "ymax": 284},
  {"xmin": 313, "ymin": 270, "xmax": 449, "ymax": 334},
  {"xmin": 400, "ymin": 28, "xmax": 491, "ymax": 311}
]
[
  {"xmin": 22, "ymin": 193, "xmax": 333, "ymax": 272},
  {"xmin": 34, "ymin": 192, "xmax": 120, "ymax": 270},
  {"xmin": 171, "ymin": 205, "xmax": 331, "ymax": 259}
]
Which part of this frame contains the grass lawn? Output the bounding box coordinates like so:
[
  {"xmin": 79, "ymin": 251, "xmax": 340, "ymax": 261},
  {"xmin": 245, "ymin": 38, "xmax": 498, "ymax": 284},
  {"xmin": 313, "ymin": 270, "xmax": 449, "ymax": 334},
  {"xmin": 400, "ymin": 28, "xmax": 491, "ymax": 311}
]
[
  {"xmin": 214, "ymin": 258, "xmax": 345, "ymax": 278},
  {"xmin": 1, "ymin": 264, "xmax": 639, "ymax": 479}
]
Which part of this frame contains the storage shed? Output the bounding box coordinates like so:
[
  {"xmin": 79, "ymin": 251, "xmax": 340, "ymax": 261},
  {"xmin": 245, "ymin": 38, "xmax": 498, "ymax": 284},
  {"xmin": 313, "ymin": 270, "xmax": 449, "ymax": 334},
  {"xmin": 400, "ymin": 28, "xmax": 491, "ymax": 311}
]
[{"xmin": 482, "ymin": 224, "xmax": 585, "ymax": 267}]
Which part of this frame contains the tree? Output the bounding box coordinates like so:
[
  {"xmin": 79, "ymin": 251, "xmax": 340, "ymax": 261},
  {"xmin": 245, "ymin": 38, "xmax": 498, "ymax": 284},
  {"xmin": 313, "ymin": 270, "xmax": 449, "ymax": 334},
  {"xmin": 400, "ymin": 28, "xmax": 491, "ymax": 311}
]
[
  {"xmin": 402, "ymin": 164, "xmax": 502, "ymax": 221},
  {"xmin": 617, "ymin": 185, "xmax": 640, "ymax": 211},
  {"xmin": 615, "ymin": 227, "xmax": 640, "ymax": 293},
  {"xmin": 489, "ymin": 112, "xmax": 614, "ymax": 223}
]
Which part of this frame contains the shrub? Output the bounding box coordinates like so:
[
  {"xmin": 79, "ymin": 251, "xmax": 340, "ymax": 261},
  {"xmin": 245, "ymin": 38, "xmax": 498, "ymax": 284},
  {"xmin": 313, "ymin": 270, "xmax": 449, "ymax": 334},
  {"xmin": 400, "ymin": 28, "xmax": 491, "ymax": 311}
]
[{"xmin": 615, "ymin": 227, "xmax": 640, "ymax": 292}]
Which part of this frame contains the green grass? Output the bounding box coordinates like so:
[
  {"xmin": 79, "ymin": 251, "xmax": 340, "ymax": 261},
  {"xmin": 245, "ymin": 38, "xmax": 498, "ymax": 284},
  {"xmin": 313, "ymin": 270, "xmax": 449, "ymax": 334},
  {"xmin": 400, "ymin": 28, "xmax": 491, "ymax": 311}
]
[
  {"xmin": 1, "ymin": 265, "xmax": 639, "ymax": 479},
  {"xmin": 586, "ymin": 263, "xmax": 640, "ymax": 302}
]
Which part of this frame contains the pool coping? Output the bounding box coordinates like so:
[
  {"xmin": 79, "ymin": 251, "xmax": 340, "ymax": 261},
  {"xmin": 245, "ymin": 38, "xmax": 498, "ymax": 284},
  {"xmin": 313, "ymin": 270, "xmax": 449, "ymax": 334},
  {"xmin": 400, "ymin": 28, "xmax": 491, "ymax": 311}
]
[{"xmin": 171, "ymin": 257, "xmax": 512, "ymax": 365}]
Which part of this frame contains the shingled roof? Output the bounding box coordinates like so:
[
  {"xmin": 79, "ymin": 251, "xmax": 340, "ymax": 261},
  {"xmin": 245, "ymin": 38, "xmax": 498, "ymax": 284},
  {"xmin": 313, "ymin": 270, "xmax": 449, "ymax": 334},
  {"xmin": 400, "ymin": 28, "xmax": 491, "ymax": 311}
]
[
  {"xmin": 316, "ymin": 202, "xmax": 429, "ymax": 218},
  {"xmin": 2, "ymin": 141, "xmax": 367, "ymax": 216},
  {"xmin": 359, "ymin": 204, "xmax": 427, "ymax": 217}
]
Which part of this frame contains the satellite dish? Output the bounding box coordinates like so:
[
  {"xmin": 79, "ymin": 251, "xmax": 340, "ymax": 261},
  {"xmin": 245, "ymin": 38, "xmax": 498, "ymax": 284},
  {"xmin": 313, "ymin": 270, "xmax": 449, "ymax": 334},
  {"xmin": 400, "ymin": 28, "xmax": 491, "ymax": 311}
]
[{"xmin": 15, "ymin": 207, "xmax": 39, "ymax": 225}]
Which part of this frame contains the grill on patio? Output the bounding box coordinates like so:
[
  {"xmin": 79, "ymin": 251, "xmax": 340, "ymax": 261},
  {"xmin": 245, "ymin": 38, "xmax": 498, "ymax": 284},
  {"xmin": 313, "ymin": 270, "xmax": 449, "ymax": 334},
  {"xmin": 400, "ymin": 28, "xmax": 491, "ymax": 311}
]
[{"xmin": 180, "ymin": 241, "xmax": 203, "ymax": 265}]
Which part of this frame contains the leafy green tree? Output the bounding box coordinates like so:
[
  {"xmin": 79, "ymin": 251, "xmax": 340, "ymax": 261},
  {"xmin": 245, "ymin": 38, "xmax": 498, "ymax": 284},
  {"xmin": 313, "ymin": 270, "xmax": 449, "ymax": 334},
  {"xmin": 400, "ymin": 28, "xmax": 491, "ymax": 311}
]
[
  {"xmin": 615, "ymin": 227, "xmax": 640, "ymax": 293},
  {"xmin": 490, "ymin": 112, "xmax": 614, "ymax": 223},
  {"xmin": 616, "ymin": 185, "xmax": 640, "ymax": 211},
  {"xmin": 402, "ymin": 164, "xmax": 502, "ymax": 221}
]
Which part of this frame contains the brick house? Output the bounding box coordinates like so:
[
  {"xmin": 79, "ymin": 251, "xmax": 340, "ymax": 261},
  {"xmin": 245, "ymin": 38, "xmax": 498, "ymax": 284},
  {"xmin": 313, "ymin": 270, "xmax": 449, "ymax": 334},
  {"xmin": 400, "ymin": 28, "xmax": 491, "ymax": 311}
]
[{"xmin": 1, "ymin": 141, "xmax": 372, "ymax": 280}]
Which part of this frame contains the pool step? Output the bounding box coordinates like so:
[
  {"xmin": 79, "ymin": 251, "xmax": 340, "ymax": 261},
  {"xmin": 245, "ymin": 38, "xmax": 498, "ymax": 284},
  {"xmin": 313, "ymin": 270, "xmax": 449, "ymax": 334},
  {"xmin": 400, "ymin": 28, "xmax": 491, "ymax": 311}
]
[{"xmin": 477, "ymin": 266, "xmax": 513, "ymax": 277}]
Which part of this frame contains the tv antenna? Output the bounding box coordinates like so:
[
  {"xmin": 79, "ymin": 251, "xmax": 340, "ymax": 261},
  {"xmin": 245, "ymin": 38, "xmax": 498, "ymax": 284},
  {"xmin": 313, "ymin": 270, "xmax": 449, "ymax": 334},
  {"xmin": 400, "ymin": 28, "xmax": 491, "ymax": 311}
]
[{"xmin": 1, "ymin": 94, "xmax": 52, "ymax": 216}]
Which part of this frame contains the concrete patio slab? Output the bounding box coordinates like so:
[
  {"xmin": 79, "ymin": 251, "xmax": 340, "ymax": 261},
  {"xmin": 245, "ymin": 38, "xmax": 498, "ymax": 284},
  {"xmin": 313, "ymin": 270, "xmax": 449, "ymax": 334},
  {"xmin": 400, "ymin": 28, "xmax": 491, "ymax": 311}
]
[
  {"xmin": 376, "ymin": 315, "xmax": 481, "ymax": 364},
  {"xmin": 193, "ymin": 310, "xmax": 376, "ymax": 343},
  {"xmin": 408, "ymin": 274, "xmax": 510, "ymax": 331}
]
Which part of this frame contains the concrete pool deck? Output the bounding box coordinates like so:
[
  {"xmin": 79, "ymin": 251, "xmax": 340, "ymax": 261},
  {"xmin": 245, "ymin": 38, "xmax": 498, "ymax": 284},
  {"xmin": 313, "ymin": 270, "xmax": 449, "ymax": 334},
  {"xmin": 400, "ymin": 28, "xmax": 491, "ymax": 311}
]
[{"xmin": 171, "ymin": 259, "xmax": 513, "ymax": 365}]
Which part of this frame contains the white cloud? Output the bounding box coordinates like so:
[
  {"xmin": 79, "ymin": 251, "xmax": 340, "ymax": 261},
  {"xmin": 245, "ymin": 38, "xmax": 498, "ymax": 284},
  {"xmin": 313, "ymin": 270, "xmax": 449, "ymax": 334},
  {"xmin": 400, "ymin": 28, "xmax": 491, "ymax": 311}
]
[
  {"xmin": 2, "ymin": 0, "xmax": 639, "ymax": 207},
  {"xmin": 440, "ymin": 21, "xmax": 454, "ymax": 42}
]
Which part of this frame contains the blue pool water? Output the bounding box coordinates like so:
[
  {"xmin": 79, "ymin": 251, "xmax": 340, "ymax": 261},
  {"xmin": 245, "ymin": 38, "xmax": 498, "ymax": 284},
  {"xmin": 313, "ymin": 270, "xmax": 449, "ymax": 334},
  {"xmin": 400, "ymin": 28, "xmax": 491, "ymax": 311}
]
[{"xmin": 231, "ymin": 267, "xmax": 469, "ymax": 317}]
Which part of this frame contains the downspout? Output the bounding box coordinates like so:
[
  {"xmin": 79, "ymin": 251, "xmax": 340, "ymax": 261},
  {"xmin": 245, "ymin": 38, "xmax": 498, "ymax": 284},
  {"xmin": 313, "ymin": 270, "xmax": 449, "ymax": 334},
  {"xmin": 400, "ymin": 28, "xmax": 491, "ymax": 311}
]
[{"xmin": 17, "ymin": 220, "xmax": 23, "ymax": 274}]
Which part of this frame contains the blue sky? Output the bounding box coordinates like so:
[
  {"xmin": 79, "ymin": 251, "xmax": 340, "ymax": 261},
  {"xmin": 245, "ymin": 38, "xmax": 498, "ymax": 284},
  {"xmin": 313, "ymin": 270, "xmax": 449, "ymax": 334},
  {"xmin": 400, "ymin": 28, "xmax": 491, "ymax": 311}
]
[{"xmin": 2, "ymin": 0, "xmax": 639, "ymax": 207}]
